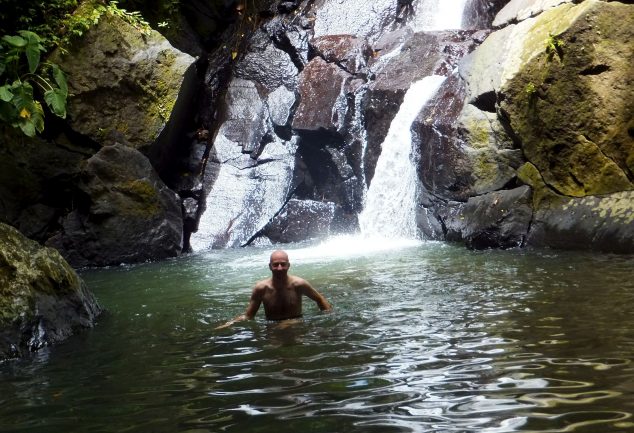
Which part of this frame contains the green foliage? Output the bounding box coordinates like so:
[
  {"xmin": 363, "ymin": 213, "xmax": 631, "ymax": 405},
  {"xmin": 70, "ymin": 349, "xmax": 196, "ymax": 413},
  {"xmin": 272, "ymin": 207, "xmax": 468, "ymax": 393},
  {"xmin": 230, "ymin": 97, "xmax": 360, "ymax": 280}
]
[
  {"xmin": 546, "ymin": 32, "xmax": 565, "ymax": 62},
  {"xmin": 0, "ymin": 31, "xmax": 68, "ymax": 137},
  {"xmin": 56, "ymin": 1, "xmax": 151, "ymax": 54}
]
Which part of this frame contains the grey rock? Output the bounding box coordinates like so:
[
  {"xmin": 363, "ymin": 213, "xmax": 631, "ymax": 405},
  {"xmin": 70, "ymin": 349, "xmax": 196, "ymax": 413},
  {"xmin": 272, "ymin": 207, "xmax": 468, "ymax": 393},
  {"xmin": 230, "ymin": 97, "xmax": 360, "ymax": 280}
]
[{"xmin": 47, "ymin": 144, "xmax": 183, "ymax": 267}]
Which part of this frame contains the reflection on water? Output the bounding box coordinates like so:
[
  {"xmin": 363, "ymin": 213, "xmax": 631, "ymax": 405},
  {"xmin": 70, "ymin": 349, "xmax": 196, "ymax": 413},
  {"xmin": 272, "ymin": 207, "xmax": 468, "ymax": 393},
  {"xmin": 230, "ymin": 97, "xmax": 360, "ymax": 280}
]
[{"xmin": 1, "ymin": 242, "xmax": 634, "ymax": 433}]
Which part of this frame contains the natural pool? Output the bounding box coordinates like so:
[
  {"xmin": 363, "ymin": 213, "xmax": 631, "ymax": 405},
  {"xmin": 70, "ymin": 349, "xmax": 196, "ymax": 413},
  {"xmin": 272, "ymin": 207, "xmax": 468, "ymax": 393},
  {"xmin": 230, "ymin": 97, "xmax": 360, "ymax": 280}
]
[{"xmin": 1, "ymin": 238, "xmax": 634, "ymax": 433}]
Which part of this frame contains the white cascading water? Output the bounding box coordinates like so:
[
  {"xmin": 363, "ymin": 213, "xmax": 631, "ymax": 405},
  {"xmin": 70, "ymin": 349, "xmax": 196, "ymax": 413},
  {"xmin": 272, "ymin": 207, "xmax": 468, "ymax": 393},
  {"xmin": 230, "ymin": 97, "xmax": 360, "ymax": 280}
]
[
  {"xmin": 196, "ymin": 0, "xmax": 468, "ymax": 257},
  {"xmin": 358, "ymin": 75, "xmax": 446, "ymax": 239},
  {"xmin": 408, "ymin": 0, "xmax": 470, "ymax": 31},
  {"xmin": 281, "ymin": 0, "xmax": 468, "ymax": 261}
]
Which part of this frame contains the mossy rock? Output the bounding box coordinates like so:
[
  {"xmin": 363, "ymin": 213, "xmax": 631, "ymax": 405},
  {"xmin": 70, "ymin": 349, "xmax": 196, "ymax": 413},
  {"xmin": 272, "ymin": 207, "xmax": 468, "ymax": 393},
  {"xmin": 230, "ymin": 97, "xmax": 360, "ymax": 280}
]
[
  {"xmin": 47, "ymin": 144, "xmax": 183, "ymax": 268},
  {"xmin": 52, "ymin": 2, "xmax": 195, "ymax": 153},
  {"xmin": 499, "ymin": 0, "xmax": 634, "ymax": 197},
  {"xmin": 0, "ymin": 223, "xmax": 101, "ymax": 360}
]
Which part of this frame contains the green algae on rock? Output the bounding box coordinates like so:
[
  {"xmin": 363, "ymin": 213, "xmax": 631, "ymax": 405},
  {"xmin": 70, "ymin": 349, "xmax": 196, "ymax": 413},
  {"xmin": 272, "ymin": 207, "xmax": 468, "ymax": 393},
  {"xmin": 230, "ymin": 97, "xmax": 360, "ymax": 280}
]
[{"xmin": 0, "ymin": 223, "xmax": 101, "ymax": 360}]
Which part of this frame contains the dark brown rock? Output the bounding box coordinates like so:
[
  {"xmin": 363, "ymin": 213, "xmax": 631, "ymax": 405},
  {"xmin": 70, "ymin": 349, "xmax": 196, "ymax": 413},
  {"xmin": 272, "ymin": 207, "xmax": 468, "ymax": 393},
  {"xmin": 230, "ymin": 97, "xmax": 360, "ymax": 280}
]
[{"xmin": 292, "ymin": 57, "xmax": 354, "ymax": 131}]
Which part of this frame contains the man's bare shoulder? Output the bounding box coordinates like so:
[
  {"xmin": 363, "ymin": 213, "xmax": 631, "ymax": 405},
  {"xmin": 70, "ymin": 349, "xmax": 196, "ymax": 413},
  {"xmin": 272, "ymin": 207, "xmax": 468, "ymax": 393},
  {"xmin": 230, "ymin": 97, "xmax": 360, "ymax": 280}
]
[
  {"xmin": 289, "ymin": 275, "xmax": 310, "ymax": 288},
  {"xmin": 253, "ymin": 278, "xmax": 272, "ymax": 292}
]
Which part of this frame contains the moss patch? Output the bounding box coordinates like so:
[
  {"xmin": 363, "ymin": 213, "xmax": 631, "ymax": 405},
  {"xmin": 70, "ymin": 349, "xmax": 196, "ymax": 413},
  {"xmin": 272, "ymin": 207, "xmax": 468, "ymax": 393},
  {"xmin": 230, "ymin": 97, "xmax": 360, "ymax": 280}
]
[
  {"xmin": 500, "ymin": 1, "xmax": 634, "ymax": 197},
  {"xmin": 114, "ymin": 179, "xmax": 161, "ymax": 217}
]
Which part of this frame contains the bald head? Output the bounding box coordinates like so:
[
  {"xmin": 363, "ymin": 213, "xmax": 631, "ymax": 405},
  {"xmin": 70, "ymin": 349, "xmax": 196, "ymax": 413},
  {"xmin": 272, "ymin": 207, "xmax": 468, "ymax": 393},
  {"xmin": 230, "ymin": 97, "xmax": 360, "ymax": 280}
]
[
  {"xmin": 269, "ymin": 250, "xmax": 290, "ymax": 276},
  {"xmin": 270, "ymin": 249, "xmax": 289, "ymax": 263}
]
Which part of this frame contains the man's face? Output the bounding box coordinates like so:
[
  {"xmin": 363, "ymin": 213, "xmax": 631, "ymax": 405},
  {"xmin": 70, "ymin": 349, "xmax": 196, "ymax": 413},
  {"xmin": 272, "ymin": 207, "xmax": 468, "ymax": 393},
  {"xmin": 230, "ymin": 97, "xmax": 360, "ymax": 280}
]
[{"xmin": 269, "ymin": 253, "xmax": 290, "ymax": 275}]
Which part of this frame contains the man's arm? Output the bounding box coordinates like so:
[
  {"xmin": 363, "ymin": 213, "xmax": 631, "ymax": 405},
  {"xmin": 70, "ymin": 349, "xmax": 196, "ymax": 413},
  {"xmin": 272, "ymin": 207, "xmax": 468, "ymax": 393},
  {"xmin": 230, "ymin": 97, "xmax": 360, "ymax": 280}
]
[
  {"xmin": 215, "ymin": 286, "xmax": 263, "ymax": 329},
  {"xmin": 299, "ymin": 279, "xmax": 332, "ymax": 311}
]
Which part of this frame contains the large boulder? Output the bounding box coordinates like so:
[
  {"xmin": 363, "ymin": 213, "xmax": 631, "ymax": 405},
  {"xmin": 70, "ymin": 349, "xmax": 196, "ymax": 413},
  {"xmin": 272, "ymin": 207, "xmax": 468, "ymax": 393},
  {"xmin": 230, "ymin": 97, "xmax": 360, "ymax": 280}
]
[
  {"xmin": 518, "ymin": 162, "xmax": 634, "ymax": 253},
  {"xmin": 54, "ymin": 2, "xmax": 195, "ymax": 153},
  {"xmin": 47, "ymin": 144, "xmax": 183, "ymax": 267},
  {"xmin": 0, "ymin": 223, "xmax": 101, "ymax": 360},
  {"xmin": 490, "ymin": 0, "xmax": 634, "ymax": 197},
  {"xmin": 443, "ymin": 0, "xmax": 634, "ymax": 252},
  {"xmin": 256, "ymin": 199, "xmax": 337, "ymax": 244},
  {"xmin": 440, "ymin": 186, "xmax": 534, "ymax": 249}
]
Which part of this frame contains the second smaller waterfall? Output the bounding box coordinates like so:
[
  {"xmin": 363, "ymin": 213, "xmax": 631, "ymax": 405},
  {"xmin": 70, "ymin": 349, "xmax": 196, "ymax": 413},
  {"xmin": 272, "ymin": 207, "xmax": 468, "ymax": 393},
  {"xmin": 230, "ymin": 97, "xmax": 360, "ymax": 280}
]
[{"xmin": 358, "ymin": 75, "xmax": 446, "ymax": 239}]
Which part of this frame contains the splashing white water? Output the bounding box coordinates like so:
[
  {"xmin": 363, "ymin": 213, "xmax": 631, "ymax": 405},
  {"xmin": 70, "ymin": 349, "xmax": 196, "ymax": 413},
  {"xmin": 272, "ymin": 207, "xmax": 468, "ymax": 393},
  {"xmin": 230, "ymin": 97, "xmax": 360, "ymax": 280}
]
[
  {"xmin": 408, "ymin": 0, "xmax": 470, "ymax": 31},
  {"xmin": 358, "ymin": 75, "xmax": 446, "ymax": 239}
]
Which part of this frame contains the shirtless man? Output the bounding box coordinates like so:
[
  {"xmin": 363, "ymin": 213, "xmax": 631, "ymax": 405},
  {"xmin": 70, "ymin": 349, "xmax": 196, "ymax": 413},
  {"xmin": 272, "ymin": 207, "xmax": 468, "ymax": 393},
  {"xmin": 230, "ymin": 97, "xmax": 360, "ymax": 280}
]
[{"xmin": 216, "ymin": 250, "xmax": 331, "ymax": 328}]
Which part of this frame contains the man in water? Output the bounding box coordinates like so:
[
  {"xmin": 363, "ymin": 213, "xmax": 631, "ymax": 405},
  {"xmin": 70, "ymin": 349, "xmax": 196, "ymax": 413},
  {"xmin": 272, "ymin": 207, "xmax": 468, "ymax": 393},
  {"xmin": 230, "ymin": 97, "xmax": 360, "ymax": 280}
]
[{"xmin": 216, "ymin": 250, "xmax": 332, "ymax": 328}]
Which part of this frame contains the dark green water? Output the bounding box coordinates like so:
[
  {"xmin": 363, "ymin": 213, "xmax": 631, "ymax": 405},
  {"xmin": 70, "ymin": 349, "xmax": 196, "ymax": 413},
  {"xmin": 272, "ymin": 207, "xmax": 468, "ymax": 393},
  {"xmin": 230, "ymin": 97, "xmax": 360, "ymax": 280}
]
[{"xmin": 1, "ymin": 239, "xmax": 634, "ymax": 433}]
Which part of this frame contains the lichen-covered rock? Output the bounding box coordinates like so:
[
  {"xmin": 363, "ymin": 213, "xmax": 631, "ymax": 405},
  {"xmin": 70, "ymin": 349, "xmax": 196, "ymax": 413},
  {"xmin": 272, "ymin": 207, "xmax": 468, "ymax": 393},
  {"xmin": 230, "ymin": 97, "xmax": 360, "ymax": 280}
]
[
  {"xmin": 47, "ymin": 144, "xmax": 183, "ymax": 267},
  {"xmin": 452, "ymin": 0, "xmax": 634, "ymax": 252},
  {"xmin": 517, "ymin": 162, "xmax": 634, "ymax": 253},
  {"xmin": 54, "ymin": 2, "xmax": 195, "ymax": 153},
  {"xmin": 498, "ymin": 0, "xmax": 634, "ymax": 197},
  {"xmin": 0, "ymin": 223, "xmax": 101, "ymax": 360},
  {"xmin": 528, "ymin": 190, "xmax": 634, "ymax": 253}
]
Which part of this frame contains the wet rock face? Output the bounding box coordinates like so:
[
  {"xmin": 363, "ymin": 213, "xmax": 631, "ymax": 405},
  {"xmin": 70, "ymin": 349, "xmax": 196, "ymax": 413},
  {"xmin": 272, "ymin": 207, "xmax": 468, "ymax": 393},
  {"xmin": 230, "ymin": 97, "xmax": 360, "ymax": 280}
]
[
  {"xmin": 0, "ymin": 223, "xmax": 101, "ymax": 360},
  {"xmin": 257, "ymin": 199, "xmax": 336, "ymax": 243},
  {"xmin": 187, "ymin": 0, "xmax": 632, "ymax": 254},
  {"xmin": 47, "ymin": 144, "xmax": 183, "ymax": 267},
  {"xmin": 443, "ymin": 186, "xmax": 533, "ymax": 249},
  {"xmin": 463, "ymin": 0, "xmax": 510, "ymax": 29},
  {"xmin": 312, "ymin": 0, "xmax": 397, "ymax": 42},
  {"xmin": 292, "ymin": 57, "xmax": 355, "ymax": 132}
]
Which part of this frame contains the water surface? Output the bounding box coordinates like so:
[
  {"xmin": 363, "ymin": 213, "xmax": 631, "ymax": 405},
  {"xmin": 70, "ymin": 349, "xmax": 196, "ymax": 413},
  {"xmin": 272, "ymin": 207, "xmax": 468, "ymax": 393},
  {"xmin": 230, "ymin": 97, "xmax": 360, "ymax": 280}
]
[{"xmin": 1, "ymin": 240, "xmax": 634, "ymax": 433}]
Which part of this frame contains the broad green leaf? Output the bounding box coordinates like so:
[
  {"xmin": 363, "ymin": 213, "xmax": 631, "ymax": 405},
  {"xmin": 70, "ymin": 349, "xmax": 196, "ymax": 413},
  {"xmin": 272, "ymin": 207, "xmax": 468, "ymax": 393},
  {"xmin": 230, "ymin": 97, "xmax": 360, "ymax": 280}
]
[
  {"xmin": 18, "ymin": 30, "xmax": 42, "ymax": 45},
  {"xmin": 2, "ymin": 35, "xmax": 26, "ymax": 48},
  {"xmin": 11, "ymin": 81, "xmax": 34, "ymax": 104},
  {"xmin": 44, "ymin": 88, "xmax": 67, "ymax": 118},
  {"xmin": 17, "ymin": 100, "xmax": 44, "ymax": 137},
  {"xmin": 0, "ymin": 85, "xmax": 13, "ymax": 102},
  {"xmin": 25, "ymin": 45, "xmax": 41, "ymax": 74},
  {"xmin": 18, "ymin": 119, "xmax": 36, "ymax": 137},
  {"xmin": 51, "ymin": 65, "xmax": 68, "ymax": 96}
]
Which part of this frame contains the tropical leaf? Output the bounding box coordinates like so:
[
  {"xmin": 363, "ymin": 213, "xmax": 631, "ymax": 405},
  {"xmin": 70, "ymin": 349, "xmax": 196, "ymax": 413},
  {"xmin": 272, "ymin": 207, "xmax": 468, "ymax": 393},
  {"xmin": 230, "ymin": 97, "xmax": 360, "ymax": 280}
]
[
  {"xmin": 0, "ymin": 85, "xmax": 13, "ymax": 102},
  {"xmin": 44, "ymin": 88, "xmax": 67, "ymax": 118},
  {"xmin": 17, "ymin": 100, "xmax": 44, "ymax": 137},
  {"xmin": 0, "ymin": 101, "xmax": 17, "ymax": 122},
  {"xmin": 51, "ymin": 64, "xmax": 68, "ymax": 96},
  {"xmin": 2, "ymin": 35, "xmax": 26, "ymax": 48},
  {"xmin": 18, "ymin": 31, "xmax": 44, "ymax": 74}
]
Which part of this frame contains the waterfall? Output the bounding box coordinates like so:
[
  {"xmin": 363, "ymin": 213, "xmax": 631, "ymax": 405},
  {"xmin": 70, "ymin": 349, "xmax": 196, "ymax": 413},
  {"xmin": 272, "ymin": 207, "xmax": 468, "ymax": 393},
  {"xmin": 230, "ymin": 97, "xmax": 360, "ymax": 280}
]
[
  {"xmin": 358, "ymin": 76, "xmax": 446, "ymax": 239},
  {"xmin": 356, "ymin": 0, "xmax": 468, "ymax": 242},
  {"xmin": 408, "ymin": 0, "xmax": 470, "ymax": 31}
]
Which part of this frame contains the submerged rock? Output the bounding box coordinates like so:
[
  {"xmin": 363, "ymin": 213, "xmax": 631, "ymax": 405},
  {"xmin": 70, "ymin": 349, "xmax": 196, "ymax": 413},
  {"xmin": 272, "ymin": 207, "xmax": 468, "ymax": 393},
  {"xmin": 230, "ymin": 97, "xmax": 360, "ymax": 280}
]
[{"xmin": 0, "ymin": 223, "xmax": 101, "ymax": 360}]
